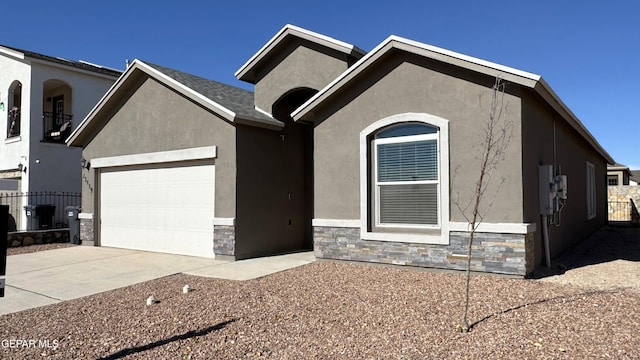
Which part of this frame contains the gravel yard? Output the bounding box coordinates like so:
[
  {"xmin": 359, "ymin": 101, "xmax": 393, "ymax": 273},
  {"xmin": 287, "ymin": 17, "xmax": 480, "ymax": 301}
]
[
  {"xmin": 1, "ymin": 227, "xmax": 639, "ymax": 359},
  {"xmin": 1, "ymin": 260, "xmax": 638, "ymax": 359}
]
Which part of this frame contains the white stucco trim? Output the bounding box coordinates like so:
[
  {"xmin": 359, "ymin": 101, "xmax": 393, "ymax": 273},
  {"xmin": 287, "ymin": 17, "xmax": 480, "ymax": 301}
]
[
  {"xmin": 449, "ymin": 222, "xmax": 536, "ymax": 234},
  {"xmin": 254, "ymin": 106, "xmax": 273, "ymax": 117},
  {"xmin": 0, "ymin": 46, "xmax": 25, "ymax": 60},
  {"xmin": 78, "ymin": 213, "xmax": 94, "ymax": 220},
  {"xmin": 312, "ymin": 219, "xmax": 360, "ymax": 228},
  {"xmin": 212, "ymin": 217, "xmax": 235, "ymax": 226},
  {"xmin": 360, "ymin": 113, "xmax": 450, "ymax": 245},
  {"xmin": 91, "ymin": 146, "xmax": 217, "ymax": 168},
  {"xmin": 138, "ymin": 61, "xmax": 236, "ymax": 121},
  {"xmin": 4, "ymin": 136, "xmax": 21, "ymax": 144},
  {"xmin": 235, "ymin": 24, "xmax": 365, "ymax": 81},
  {"xmin": 313, "ymin": 219, "xmax": 535, "ymax": 235}
]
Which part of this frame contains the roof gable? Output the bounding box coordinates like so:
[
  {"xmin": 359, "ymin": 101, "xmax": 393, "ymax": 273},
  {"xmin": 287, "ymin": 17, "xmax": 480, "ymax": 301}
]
[
  {"xmin": 235, "ymin": 24, "xmax": 365, "ymax": 84},
  {"xmin": 292, "ymin": 35, "xmax": 613, "ymax": 164},
  {"xmin": 67, "ymin": 60, "xmax": 282, "ymax": 147}
]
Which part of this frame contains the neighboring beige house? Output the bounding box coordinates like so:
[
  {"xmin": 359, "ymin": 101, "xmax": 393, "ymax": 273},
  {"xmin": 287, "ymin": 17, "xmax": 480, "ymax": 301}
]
[
  {"xmin": 607, "ymin": 163, "xmax": 634, "ymax": 186},
  {"xmin": 68, "ymin": 25, "xmax": 613, "ymax": 276},
  {"xmin": 607, "ymin": 163, "xmax": 640, "ymax": 224}
]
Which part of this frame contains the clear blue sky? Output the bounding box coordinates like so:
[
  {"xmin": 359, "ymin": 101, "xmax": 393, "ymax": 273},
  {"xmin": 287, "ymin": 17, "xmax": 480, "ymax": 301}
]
[{"xmin": 3, "ymin": 1, "xmax": 638, "ymax": 168}]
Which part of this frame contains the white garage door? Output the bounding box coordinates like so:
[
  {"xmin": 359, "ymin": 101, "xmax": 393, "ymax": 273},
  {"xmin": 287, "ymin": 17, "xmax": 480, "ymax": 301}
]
[{"xmin": 99, "ymin": 160, "xmax": 215, "ymax": 258}]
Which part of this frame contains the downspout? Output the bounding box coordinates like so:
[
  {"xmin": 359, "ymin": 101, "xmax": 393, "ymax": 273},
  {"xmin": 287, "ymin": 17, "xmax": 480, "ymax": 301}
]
[
  {"xmin": 541, "ymin": 214, "xmax": 551, "ymax": 268},
  {"xmin": 542, "ymin": 115, "xmax": 558, "ymax": 268}
]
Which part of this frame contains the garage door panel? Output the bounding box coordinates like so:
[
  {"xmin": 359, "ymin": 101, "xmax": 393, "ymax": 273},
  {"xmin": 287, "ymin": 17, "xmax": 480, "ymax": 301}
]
[{"xmin": 100, "ymin": 161, "xmax": 215, "ymax": 258}]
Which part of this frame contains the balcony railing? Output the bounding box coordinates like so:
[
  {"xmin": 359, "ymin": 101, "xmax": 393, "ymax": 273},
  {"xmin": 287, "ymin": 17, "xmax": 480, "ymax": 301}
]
[{"xmin": 42, "ymin": 112, "xmax": 73, "ymax": 143}]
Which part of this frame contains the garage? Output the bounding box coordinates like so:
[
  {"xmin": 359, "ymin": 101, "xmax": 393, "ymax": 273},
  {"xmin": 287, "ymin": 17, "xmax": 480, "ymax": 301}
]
[{"xmin": 96, "ymin": 151, "xmax": 216, "ymax": 258}]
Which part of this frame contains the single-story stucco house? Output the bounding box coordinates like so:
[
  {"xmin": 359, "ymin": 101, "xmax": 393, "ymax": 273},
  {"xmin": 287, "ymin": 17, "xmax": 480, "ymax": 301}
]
[{"xmin": 67, "ymin": 25, "xmax": 613, "ymax": 276}]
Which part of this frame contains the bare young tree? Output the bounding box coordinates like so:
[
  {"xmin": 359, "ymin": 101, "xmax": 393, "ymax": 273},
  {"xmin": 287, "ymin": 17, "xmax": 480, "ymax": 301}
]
[{"xmin": 454, "ymin": 76, "xmax": 513, "ymax": 333}]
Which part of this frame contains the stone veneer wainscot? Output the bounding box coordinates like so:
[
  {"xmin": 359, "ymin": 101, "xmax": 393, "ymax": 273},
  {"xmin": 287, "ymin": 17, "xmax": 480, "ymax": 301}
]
[
  {"xmin": 213, "ymin": 225, "xmax": 235, "ymax": 256},
  {"xmin": 314, "ymin": 226, "xmax": 536, "ymax": 276}
]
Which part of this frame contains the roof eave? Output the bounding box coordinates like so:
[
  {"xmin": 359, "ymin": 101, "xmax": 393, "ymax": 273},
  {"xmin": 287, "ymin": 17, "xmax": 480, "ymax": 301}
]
[
  {"xmin": 234, "ymin": 115, "xmax": 284, "ymax": 131},
  {"xmin": 291, "ymin": 35, "xmax": 614, "ymax": 165},
  {"xmin": 0, "ymin": 46, "xmax": 25, "ymax": 60},
  {"xmin": 29, "ymin": 56, "xmax": 121, "ymax": 81},
  {"xmin": 292, "ymin": 36, "xmax": 541, "ymax": 121},
  {"xmin": 139, "ymin": 61, "xmax": 236, "ymax": 121},
  {"xmin": 533, "ymin": 79, "xmax": 615, "ymax": 164}
]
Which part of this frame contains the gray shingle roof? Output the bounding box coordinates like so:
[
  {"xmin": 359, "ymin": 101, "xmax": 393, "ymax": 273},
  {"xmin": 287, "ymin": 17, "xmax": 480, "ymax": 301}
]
[
  {"xmin": 144, "ymin": 62, "xmax": 276, "ymax": 124},
  {"xmin": 1, "ymin": 44, "xmax": 122, "ymax": 77}
]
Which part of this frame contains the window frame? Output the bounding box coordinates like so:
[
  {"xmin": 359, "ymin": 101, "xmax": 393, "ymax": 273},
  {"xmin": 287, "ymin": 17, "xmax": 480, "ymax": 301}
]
[
  {"xmin": 7, "ymin": 80, "xmax": 22, "ymax": 138},
  {"xmin": 586, "ymin": 161, "xmax": 596, "ymax": 220},
  {"xmin": 359, "ymin": 113, "xmax": 450, "ymax": 245},
  {"xmin": 373, "ymin": 131, "xmax": 440, "ymax": 229}
]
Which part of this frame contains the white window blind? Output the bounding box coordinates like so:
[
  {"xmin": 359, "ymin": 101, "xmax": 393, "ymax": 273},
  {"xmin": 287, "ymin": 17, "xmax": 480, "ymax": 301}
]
[
  {"xmin": 374, "ymin": 124, "xmax": 439, "ymax": 227},
  {"xmin": 379, "ymin": 183, "xmax": 438, "ymax": 224},
  {"xmin": 377, "ymin": 140, "xmax": 437, "ymax": 182}
]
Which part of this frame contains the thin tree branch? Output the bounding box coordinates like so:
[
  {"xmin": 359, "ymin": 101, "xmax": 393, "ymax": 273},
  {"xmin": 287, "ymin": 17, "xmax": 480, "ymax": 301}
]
[{"xmin": 459, "ymin": 76, "xmax": 512, "ymax": 333}]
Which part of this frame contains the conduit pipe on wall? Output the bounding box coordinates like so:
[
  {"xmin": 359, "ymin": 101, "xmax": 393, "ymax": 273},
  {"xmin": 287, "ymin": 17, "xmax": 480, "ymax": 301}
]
[{"xmin": 541, "ymin": 214, "xmax": 551, "ymax": 268}]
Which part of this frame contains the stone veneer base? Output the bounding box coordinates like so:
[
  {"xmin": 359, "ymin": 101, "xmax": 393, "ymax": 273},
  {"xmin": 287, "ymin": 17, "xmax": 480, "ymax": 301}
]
[
  {"xmin": 214, "ymin": 225, "xmax": 235, "ymax": 256},
  {"xmin": 80, "ymin": 218, "xmax": 94, "ymax": 246},
  {"xmin": 314, "ymin": 226, "xmax": 535, "ymax": 276}
]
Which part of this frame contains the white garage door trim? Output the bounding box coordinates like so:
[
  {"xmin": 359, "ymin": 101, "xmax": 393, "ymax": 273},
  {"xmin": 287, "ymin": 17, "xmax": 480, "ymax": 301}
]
[
  {"xmin": 91, "ymin": 146, "xmax": 217, "ymax": 168},
  {"xmin": 95, "ymin": 147, "xmax": 217, "ymax": 258}
]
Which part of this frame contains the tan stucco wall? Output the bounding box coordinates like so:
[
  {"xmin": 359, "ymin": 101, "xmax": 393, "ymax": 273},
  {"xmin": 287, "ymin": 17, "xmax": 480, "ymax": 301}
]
[
  {"xmin": 521, "ymin": 90, "xmax": 608, "ymax": 265},
  {"xmin": 253, "ymin": 40, "xmax": 352, "ymax": 113},
  {"xmin": 81, "ymin": 76, "xmax": 236, "ymax": 217},
  {"xmin": 313, "ymin": 53, "xmax": 523, "ymax": 223}
]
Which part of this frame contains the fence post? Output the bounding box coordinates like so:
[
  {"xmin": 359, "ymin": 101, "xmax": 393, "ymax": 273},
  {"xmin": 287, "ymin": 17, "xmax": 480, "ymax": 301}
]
[{"xmin": 1, "ymin": 205, "xmax": 8, "ymax": 297}]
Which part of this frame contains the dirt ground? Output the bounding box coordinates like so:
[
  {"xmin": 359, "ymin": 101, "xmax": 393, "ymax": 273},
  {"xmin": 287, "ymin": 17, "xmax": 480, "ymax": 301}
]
[{"xmin": 534, "ymin": 226, "xmax": 640, "ymax": 292}]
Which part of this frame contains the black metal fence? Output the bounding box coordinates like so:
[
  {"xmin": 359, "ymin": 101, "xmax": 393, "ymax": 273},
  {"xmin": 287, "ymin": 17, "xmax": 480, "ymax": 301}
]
[
  {"xmin": 608, "ymin": 201, "xmax": 631, "ymax": 222},
  {"xmin": 0, "ymin": 192, "xmax": 81, "ymax": 231}
]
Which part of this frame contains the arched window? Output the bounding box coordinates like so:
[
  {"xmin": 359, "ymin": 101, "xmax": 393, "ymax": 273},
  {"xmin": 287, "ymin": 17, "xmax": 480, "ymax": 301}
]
[
  {"xmin": 373, "ymin": 123, "xmax": 439, "ymax": 226},
  {"xmin": 7, "ymin": 80, "xmax": 22, "ymax": 138},
  {"xmin": 360, "ymin": 113, "xmax": 450, "ymax": 244}
]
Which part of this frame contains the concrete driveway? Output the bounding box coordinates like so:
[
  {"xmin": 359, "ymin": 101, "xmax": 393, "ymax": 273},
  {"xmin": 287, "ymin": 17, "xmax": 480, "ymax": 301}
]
[{"xmin": 0, "ymin": 246, "xmax": 315, "ymax": 315}]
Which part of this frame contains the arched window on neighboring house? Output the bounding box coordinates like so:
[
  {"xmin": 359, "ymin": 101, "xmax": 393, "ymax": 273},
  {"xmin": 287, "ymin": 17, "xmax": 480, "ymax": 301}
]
[{"xmin": 7, "ymin": 80, "xmax": 22, "ymax": 138}]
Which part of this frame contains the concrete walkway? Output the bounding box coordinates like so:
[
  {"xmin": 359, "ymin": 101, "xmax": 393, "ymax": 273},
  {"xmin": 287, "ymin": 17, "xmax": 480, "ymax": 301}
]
[{"xmin": 0, "ymin": 246, "xmax": 315, "ymax": 315}]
